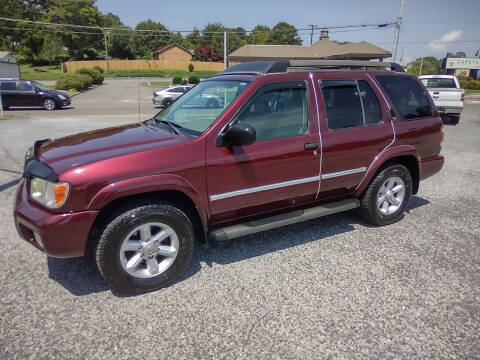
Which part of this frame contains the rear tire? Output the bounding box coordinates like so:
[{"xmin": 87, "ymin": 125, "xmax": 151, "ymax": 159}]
[
  {"xmin": 43, "ymin": 98, "xmax": 56, "ymax": 111},
  {"xmin": 95, "ymin": 202, "xmax": 194, "ymax": 294},
  {"xmin": 162, "ymin": 98, "xmax": 173, "ymax": 107},
  {"xmin": 450, "ymin": 115, "xmax": 460, "ymax": 125},
  {"xmin": 359, "ymin": 164, "xmax": 412, "ymax": 226}
]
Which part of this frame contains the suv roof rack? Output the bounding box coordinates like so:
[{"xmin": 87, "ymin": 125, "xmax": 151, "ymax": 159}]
[{"xmin": 220, "ymin": 60, "xmax": 404, "ymax": 75}]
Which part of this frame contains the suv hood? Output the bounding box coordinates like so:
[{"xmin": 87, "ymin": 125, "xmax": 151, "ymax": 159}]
[{"xmin": 38, "ymin": 122, "xmax": 189, "ymax": 174}]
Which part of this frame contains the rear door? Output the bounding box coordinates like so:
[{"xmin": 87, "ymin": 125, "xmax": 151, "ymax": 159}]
[
  {"xmin": 314, "ymin": 73, "xmax": 394, "ymax": 200},
  {"xmin": 206, "ymin": 76, "xmax": 321, "ymax": 224}
]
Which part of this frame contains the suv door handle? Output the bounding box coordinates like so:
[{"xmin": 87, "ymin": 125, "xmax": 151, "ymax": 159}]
[{"xmin": 304, "ymin": 142, "xmax": 318, "ymax": 150}]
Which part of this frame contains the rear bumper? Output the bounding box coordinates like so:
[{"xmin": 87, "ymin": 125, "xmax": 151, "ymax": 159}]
[
  {"xmin": 13, "ymin": 179, "xmax": 98, "ymax": 258},
  {"xmin": 437, "ymin": 106, "xmax": 462, "ymax": 115},
  {"xmin": 419, "ymin": 155, "xmax": 444, "ymax": 181}
]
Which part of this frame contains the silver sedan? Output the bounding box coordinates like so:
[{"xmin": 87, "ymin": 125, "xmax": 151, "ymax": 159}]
[{"xmin": 153, "ymin": 85, "xmax": 193, "ymax": 107}]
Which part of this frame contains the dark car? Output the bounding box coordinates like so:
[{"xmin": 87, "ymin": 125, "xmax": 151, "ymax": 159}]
[
  {"xmin": 0, "ymin": 79, "xmax": 71, "ymax": 110},
  {"xmin": 14, "ymin": 60, "xmax": 444, "ymax": 294}
]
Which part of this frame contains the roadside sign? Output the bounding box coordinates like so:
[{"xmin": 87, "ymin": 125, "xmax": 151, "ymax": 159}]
[{"xmin": 446, "ymin": 58, "xmax": 480, "ymax": 69}]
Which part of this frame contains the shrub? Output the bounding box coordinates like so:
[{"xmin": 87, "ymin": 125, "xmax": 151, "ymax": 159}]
[
  {"xmin": 75, "ymin": 68, "xmax": 104, "ymax": 85},
  {"xmin": 93, "ymin": 65, "xmax": 104, "ymax": 73},
  {"xmin": 181, "ymin": 78, "xmax": 188, "ymax": 85},
  {"xmin": 188, "ymin": 75, "xmax": 200, "ymax": 84},
  {"xmin": 172, "ymin": 76, "xmax": 182, "ymax": 85},
  {"xmin": 55, "ymin": 73, "xmax": 93, "ymax": 91},
  {"xmin": 188, "ymin": 63, "xmax": 194, "ymax": 72}
]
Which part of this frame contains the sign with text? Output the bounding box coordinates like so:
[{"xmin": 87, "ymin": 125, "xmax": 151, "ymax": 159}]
[{"xmin": 446, "ymin": 57, "xmax": 480, "ymax": 69}]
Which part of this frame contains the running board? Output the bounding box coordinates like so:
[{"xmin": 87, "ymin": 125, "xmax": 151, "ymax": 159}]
[{"xmin": 209, "ymin": 198, "xmax": 360, "ymax": 241}]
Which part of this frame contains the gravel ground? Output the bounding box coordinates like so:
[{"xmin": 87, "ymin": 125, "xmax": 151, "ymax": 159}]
[{"xmin": 0, "ymin": 98, "xmax": 478, "ymax": 359}]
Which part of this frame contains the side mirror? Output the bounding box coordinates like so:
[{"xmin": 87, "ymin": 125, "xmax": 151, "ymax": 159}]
[{"xmin": 218, "ymin": 123, "xmax": 256, "ymax": 147}]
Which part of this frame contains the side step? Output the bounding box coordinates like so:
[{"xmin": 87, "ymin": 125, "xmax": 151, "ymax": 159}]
[{"xmin": 209, "ymin": 198, "xmax": 360, "ymax": 241}]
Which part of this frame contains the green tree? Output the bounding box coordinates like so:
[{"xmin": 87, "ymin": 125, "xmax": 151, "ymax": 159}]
[
  {"xmin": 248, "ymin": 25, "xmax": 271, "ymax": 44},
  {"xmin": 103, "ymin": 12, "xmax": 133, "ymax": 59},
  {"xmin": 39, "ymin": 32, "xmax": 68, "ymax": 64},
  {"xmin": 268, "ymin": 22, "xmax": 302, "ymax": 45},
  {"xmin": 406, "ymin": 57, "xmax": 442, "ymax": 75},
  {"xmin": 128, "ymin": 19, "xmax": 171, "ymax": 59}
]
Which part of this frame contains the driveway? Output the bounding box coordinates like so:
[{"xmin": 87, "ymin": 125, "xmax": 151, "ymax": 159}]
[{"xmin": 0, "ymin": 96, "xmax": 479, "ymax": 359}]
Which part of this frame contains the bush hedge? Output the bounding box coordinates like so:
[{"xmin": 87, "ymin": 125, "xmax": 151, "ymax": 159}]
[
  {"xmin": 459, "ymin": 79, "xmax": 480, "ymax": 89},
  {"xmin": 93, "ymin": 65, "xmax": 104, "ymax": 73},
  {"xmin": 75, "ymin": 68, "xmax": 104, "ymax": 85},
  {"xmin": 55, "ymin": 73, "xmax": 93, "ymax": 91},
  {"xmin": 181, "ymin": 79, "xmax": 188, "ymax": 85},
  {"xmin": 188, "ymin": 75, "xmax": 200, "ymax": 84},
  {"xmin": 172, "ymin": 76, "xmax": 183, "ymax": 85}
]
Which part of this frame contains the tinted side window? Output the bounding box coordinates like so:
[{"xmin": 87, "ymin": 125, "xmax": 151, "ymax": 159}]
[
  {"xmin": 17, "ymin": 82, "xmax": 34, "ymax": 91},
  {"xmin": 358, "ymin": 80, "xmax": 381, "ymax": 125},
  {"xmin": 237, "ymin": 83, "xmax": 308, "ymax": 141},
  {"xmin": 377, "ymin": 75, "xmax": 432, "ymax": 119},
  {"xmin": 321, "ymin": 80, "xmax": 363, "ymax": 129},
  {"xmin": 1, "ymin": 82, "xmax": 16, "ymax": 91}
]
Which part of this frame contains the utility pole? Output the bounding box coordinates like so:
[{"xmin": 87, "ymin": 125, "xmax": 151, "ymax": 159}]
[
  {"xmin": 223, "ymin": 31, "xmax": 227, "ymax": 69},
  {"xmin": 103, "ymin": 31, "xmax": 110, "ymax": 72},
  {"xmin": 308, "ymin": 24, "xmax": 317, "ymax": 45},
  {"xmin": 419, "ymin": 57, "xmax": 424, "ymax": 75},
  {"xmin": 392, "ymin": 0, "xmax": 405, "ymax": 62}
]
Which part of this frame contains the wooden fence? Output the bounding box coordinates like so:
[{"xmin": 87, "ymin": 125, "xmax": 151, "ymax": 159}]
[{"xmin": 62, "ymin": 60, "xmax": 224, "ymax": 72}]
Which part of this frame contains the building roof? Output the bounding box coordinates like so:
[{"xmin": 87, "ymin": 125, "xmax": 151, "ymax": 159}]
[
  {"xmin": 152, "ymin": 43, "xmax": 194, "ymax": 56},
  {"xmin": 0, "ymin": 51, "xmax": 16, "ymax": 63},
  {"xmin": 229, "ymin": 38, "xmax": 391, "ymax": 61}
]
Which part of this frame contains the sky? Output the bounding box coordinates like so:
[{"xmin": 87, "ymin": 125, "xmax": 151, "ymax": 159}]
[{"xmin": 96, "ymin": 0, "xmax": 480, "ymax": 65}]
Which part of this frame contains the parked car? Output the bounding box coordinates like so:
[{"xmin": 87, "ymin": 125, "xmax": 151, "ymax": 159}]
[
  {"xmin": 153, "ymin": 85, "xmax": 193, "ymax": 107},
  {"xmin": 14, "ymin": 60, "xmax": 444, "ymax": 294},
  {"xmin": 419, "ymin": 75, "xmax": 464, "ymax": 125},
  {"xmin": 0, "ymin": 79, "xmax": 71, "ymax": 110}
]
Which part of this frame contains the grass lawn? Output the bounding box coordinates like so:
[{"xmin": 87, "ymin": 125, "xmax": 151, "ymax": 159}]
[
  {"xmin": 20, "ymin": 64, "xmax": 64, "ymax": 80},
  {"xmin": 149, "ymin": 81, "xmax": 172, "ymax": 87},
  {"xmin": 464, "ymin": 88, "xmax": 480, "ymax": 94}
]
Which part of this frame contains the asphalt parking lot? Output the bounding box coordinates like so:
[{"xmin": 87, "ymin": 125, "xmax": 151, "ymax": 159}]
[{"xmin": 0, "ymin": 82, "xmax": 479, "ymax": 359}]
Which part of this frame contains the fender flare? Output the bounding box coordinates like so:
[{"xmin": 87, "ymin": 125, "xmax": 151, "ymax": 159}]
[
  {"xmin": 87, "ymin": 174, "xmax": 208, "ymax": 229},
  {"xmin": 355, "ymin": 145, "xmax": 420, "ymax": 197}
]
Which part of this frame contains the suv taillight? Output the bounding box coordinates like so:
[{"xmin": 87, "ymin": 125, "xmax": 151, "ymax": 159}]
[{"xmin": 460, "ymin": 92, "xmax": 464, "ymax": 102}]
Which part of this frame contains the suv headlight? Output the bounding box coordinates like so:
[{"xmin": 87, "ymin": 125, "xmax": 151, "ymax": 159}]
[{"xmin": 30, "ymin": 177, "xmax": 70, "ymax": 209}]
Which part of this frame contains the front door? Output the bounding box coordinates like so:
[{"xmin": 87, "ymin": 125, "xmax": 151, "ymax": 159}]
[
  {"xmin": 206, "ymin": 79, "xmax": 321, "ymax": 224},
  {"xmin": 17, "ymin": 81, "xmax": 40, "ymax": 107}
]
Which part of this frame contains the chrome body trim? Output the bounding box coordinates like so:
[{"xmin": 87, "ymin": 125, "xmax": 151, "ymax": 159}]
[
  {"xmin": 209, "ymin": 167, "xmax": 367, "ymax": 201},
  {"xmin": 321, "ymin": 167, "xmax": 367, "ymax": 179},
  {"xmin": 310, "ymin": 72, "xmax": 323, "ymax": 199}
]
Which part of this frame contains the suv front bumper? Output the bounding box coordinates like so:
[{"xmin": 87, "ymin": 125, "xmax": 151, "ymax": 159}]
[{"xmin": 13, "ymin": 179, "xmax": 98, "ymax": 258}]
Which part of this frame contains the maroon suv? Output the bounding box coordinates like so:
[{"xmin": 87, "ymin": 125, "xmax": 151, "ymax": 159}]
[{"xmin": 14, "ymin": 60, "xmax": 444, "ymax": 294}]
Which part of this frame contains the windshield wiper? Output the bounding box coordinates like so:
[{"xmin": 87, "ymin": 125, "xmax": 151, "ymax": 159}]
[{"xmin": 154, "ymin": 119, "xmax": 183, "ymax": 135}]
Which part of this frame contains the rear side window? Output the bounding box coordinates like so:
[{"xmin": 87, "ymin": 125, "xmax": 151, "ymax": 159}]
[
  {"xmin": 321, "ymin": 80, "xmax": 381, "ymax": 130},
  {"xmin": 236, "ymin": 82, "xmax": 308, "ymax": 141},
  {"xmin": 1, "ymin": 82, "xmax": 16, "ymax": 91},
  {"xmin": 377, "ymin": 75, "xmax": 432, "ymax": 119},
  {"xmin": 421, "ymin": 78, "xmax": 456, "ymax": 88},
  {"xmin": 17, "ymin": 82, "xmax": 34, "ymax": 91}
]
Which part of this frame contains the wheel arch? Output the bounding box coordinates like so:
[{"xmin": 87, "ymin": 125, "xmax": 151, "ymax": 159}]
[{"xmin": 356, "ymin": 147, "xmax": 420, "ymax": 197}]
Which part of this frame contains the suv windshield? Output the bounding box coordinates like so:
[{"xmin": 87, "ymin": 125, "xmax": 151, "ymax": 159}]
[
  {"xmin": 153, "ymin": 80, "xmax": 249, "ymax": 135},
  {"xmin": 420, "ymin": 78, "xmax": 456, "ymax": 88}
]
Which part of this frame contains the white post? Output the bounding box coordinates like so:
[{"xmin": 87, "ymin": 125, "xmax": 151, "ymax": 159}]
[
  {"xmin": 392, "ymin": 0, "xmax": 405, "ymax": 62},
  {"xmin": 224, "ymin": 31, "xmax": 227, "ymax": 69},
  {"xmin": 104, "ymin": 31, "xmax": 110, "ymax": 72},
  {"xmin": 0, "ymin": 92, "xmax": 3, "ymax": 118}
]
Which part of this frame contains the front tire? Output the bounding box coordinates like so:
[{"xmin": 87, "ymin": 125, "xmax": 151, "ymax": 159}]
[
  {"xmin": 359, "ymin": 164, "xmax": 412, "ymax": 226},
  {"xmin": 43, "ymin": 98, "xmax": 56, "ymax": 111},
  {"xmin": 96, "ymin": 203, "xmax": 194, "ymax": 294}
]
